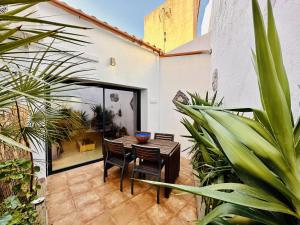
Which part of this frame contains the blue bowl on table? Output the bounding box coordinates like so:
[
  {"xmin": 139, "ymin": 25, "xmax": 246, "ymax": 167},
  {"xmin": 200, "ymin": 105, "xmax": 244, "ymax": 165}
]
[{"xmin": 135, "ymin": 132, "xmax": 151, "ymax": 144}]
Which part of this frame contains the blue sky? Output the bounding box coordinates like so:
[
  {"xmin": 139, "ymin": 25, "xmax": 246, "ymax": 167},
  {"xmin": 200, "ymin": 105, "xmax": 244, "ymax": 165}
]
[
  {"xmin": 198, "ymin": 0, "xmax": 209, "ymax": 35},
  {"xmin": 63, "ymin": 0, "xmax": 164, "ymax": 38},
  {"xmin": 63, "ymin": 0, "xmax": 208, "ymax": 38}
]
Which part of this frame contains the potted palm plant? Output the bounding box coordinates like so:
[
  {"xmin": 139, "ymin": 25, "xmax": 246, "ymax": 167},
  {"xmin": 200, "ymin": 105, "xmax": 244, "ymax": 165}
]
[{"xmin": 91, "ymin": 104, "xmax": 115, "ymax": 133}]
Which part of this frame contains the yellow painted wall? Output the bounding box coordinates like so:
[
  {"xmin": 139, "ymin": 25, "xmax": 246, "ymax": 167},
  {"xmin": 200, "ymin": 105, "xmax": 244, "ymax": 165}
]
[{"xmin": 144, "ymin": 0, "xmax": 200, "ymax": 53}]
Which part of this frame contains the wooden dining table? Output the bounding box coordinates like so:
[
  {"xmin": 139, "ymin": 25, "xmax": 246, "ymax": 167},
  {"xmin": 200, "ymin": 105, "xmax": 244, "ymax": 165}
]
[{"xmin": 113, "ymin": 136, "xmax": 181, "ymax": 198}]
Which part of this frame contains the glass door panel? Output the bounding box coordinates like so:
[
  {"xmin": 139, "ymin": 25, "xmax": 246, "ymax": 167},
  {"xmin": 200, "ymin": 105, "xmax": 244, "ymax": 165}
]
[
  {"xmin": 51, "ymin": 85, "xmax": 104, "ymax": 171},
  {"xmin": 49, "ymin": 84, "xmax": 139, "ymax": 173},
  {"xmin": 103, "ymin": 89, "xmax": 138, "ymax": 139}
]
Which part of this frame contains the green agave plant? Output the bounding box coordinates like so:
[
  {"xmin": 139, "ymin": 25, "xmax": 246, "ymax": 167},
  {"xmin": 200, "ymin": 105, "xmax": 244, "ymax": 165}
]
[
  {"xmin": 145, "ymin": 0, "xmax": 300, "ymax": 224},
  {"xmin": 180, "ymin": 92, "xmax": 237, "ymax": 214},
  {"xmin": 180, "ymin": 92, "xmax": 225, "ymax": 177}
]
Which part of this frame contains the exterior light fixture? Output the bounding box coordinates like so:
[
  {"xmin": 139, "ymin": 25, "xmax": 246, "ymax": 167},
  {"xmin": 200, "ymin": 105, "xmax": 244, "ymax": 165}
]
[{"xmin": 110, "ymin": 57, "xmax": 116, "ymax": 66}]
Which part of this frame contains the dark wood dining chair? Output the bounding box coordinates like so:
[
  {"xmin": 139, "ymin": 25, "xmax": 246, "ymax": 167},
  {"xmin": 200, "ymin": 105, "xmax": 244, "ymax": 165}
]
[
  {"xmin": 104, "ymin": 139, "xmax": 133, "ymax": 192},
  {"xmin": 130, "ymin": 144, "xmax": 164, "ymax": 204},
  {"xmin": 154, "ymin": 133, "xmax": 174, "ymax": 141}
]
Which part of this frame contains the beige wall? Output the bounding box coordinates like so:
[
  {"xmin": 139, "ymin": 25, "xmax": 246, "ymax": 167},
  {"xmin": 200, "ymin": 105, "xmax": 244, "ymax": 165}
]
[{"xmin": 144, "ymin": 0, "xmax": 200, "ymax": 53}]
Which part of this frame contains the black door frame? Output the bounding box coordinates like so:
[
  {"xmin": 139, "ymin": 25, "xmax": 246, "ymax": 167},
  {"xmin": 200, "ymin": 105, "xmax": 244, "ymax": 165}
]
[{"xmin": 47, "ymin": 81, "xmax": 141, "ymax": 175}]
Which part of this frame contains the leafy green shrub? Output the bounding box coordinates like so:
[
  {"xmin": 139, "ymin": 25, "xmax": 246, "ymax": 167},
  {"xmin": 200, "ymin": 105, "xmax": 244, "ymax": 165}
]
[
  {"xmin": 0, "ymin": 159, "xmax": 40, "ymax": 225},
  {"xmin": 0, "ymin": 196, "xmax": 38, "ymax": 225}
]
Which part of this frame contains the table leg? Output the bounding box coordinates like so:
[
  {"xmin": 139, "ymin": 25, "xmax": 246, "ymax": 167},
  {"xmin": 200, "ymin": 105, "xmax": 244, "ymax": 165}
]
[{"xmin": 164, "ymin": 144, "xmax": 180, "ymax": 198}]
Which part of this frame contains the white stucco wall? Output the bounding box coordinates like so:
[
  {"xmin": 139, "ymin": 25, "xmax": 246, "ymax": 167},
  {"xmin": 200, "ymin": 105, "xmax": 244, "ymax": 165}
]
[
  {"xmin": 159, "ymin": 34, "xmax": 211, "ymax": 153},
  {"xmin": 35, "ymin": 3, "xmax": 161, "ymax": 177},
  {"xmin": 209, "ymin": 0, "xmax": 300, "ymax": 117},
  {"xmin": 38, "ymin": 3, "xmax": 161, "ymax": 132},
  {"xmin": 33, "ymin": 3, "xmax": 212, "ymax": 176}
]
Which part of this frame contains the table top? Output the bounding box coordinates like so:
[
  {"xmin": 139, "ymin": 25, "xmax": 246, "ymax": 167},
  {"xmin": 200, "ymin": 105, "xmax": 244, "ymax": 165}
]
[{"xmin": 114, "ymin": 136, "xmax": 179, "ymax": 157}]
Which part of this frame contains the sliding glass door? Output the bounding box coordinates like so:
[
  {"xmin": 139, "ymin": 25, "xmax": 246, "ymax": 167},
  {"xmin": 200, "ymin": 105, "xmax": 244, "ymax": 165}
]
[
  {"xmin": 103, "ymin": 89, "xmax": 138, "ymax": 139},
  {"xmin": 49, "ymin": 84, "xmax": 139, "ymax": 173},
  {"xmin": 50, "ymin": 85, "xmax": 104, "ymax": 171}
]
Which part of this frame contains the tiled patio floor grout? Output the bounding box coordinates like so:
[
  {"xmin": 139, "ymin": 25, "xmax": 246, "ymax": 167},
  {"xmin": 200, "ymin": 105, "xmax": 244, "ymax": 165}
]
[{"xmin": 47, "ymin": 157, "xmax": 197, "ymax": 225}]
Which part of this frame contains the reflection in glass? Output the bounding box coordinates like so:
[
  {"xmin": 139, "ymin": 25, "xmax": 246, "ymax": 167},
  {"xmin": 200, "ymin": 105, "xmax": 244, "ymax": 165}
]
[
  {"xmin": 51, "ymin": 85, "xmax": 138, "ymax": 171},
  {"xmin": 52, "ymin": 85, "xmax": 103, "ymax": 171},
  {"xmin": 104, "ymin": 89, "xmax": 137, "ymax": 139}
]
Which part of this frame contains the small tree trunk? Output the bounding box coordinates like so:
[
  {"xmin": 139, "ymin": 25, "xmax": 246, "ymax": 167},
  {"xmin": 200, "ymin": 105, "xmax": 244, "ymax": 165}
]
[{"xmin": 15, "ymin": 101, "xmax": 34, "ymax": 193}]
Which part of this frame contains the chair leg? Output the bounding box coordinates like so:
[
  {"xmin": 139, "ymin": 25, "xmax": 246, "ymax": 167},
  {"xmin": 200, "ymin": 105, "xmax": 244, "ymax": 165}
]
[
  {"xmin": 103, "ymin": 163, "xmax": 107, "ymax": 183},
  {"xmin": 120, "ymin": 166, "xmax": 125, "ymax": 192},
  {"xmin": 157, "ymin": 176, "xmax": 161, "ymax": 204},
  {"xmin": 131, "ymin": 170, "xmax": 135, "ymax": 195}
]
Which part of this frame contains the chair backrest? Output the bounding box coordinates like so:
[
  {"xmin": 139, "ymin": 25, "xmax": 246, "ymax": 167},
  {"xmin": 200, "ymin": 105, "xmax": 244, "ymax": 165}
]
[
  {"xmin": 132, "ymin": 144, "xmax": 160, "ymax": 162},
  {"xmin": 104, "ymin": 139, "xmax": 125, "ymax": 156},
  {"xmin": 154, "ymin": 133, "xmax": 174, "ymax": 142}
]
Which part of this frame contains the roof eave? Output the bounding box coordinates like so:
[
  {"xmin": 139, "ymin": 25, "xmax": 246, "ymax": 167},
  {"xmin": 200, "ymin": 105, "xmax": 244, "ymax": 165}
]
[{"xmin": 49, "ymin": 0, "xmax": 163, "ymax": 55}]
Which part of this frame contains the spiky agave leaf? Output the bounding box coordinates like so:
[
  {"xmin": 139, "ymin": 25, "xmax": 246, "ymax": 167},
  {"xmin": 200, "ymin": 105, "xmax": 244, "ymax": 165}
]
[
  {"xmin": 196, "ymin": 203, "xmax": 286, "ymax": 225},
  {"xmin": 142, "ymin": 181, "xmax": 298, "ymax": 217},
  {"xmin": 151, "ymin": 0, "xmax": 300, "ymax": 223},
  {"xmin": 252, "ymin": 0, "xmax": 295, "ymax": 169},
  {"xmin": 175, "ymin": 92, "xmax": 228, "ymax": 214}
]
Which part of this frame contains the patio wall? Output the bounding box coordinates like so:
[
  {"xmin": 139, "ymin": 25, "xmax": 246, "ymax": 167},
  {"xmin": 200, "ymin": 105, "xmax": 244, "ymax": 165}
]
[
  {"xmin": 33, "ymin": 3, "xmax": 212, "ymax": 176},
  {"xmin": 159, "ymin": 34, "xmax": 211, "ymax": 153},
  {"xmin": 35, "ymin": 3, "xmax": 161, "ymax": 177},
  {"xmin": 209, "ymin": 0, "xmax": 300, "ymax": 117},
  {"xmin": 38, "ymin": 3, "xmax": 162, "ymax": 132}
]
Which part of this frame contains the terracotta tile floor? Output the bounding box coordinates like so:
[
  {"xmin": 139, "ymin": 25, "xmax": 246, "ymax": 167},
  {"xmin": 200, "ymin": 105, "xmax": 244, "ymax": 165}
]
[{"xmin": 47, "ymin": 157, "xmax": 197, "ymax": 225}]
